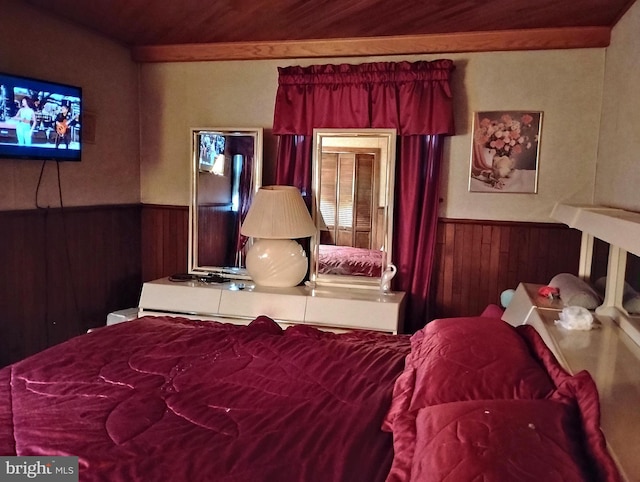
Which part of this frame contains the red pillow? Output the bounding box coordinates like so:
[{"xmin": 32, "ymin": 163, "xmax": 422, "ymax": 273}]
[
  {"xmin": 382, "ymin": 319, "xmax": 621, "ymax": 482},
  {"xmin": 410, "ymin": 399, "xmax": 593, "ymax": 482},
  {"xmin": 408, "ymin": 317, "xmax": 554, "ymax": 408}
]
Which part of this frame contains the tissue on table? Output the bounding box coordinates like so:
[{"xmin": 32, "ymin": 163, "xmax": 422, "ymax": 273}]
[{"xmin": 554, "ymin": 305, "xmax": 594, "ymax": 330}]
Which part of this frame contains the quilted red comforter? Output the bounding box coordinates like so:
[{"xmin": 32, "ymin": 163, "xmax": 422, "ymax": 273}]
[
  {"xmin": 0, "ymin": 316, "xmax": 409, "ymax": 481},
  {"xmin": 0, "ymin": 315, "xmax": 621, "ymax": 481}
]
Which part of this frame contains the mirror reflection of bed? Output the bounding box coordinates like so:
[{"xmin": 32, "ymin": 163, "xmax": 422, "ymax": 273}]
[
  {"xmin": 318, "ymin": 245, "xmax": 384, "ymax": 277},
  {"xmin": 312, "ymin": 129, "xmax": 395, "ymax": 285},
  {"xmin": 318, "ymin": 148, "xmax": 384, "ymax": 277}
]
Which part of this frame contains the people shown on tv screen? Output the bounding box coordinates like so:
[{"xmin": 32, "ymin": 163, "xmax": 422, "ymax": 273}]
[
  {"xmin": 198, "ymin": 133, "xmax": 227, "ymax": 174},
  {"xmin": 11, "ymin": 97, "xmax": 36, "ymax": 145},
  {"xmin": 0, "ymin": 85, "xmax": 81, "ymax": 152},
  {"xmin": 53, "ymin": 103, "xmax": 78, "ymax": 149},
  {"xmin": 0, "ymin": 74, "xmax": 83, "ymax": 160},
  {"xmin": 0, "ymin": 85, "xmax": 8, "ymax": 122}
]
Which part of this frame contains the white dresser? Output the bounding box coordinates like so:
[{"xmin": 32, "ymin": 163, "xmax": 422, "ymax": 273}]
[{"xmin": 137, "ymin": 277, "xmax": 405, "ymax": 334}]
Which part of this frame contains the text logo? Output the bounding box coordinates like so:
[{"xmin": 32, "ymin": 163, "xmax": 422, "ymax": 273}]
[{"xmin": 0, "ymin": 457, "xmax": 78, "ymax": 481}]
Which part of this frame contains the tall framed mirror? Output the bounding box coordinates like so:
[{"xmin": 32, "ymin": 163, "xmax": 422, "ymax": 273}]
[
  {"xmin": 310, "ymin": 128, "xmax": 397, "ymax": 288},
  {"xmin": 188, "ymin": 127, "xmax": 263, "ymax": 278}
]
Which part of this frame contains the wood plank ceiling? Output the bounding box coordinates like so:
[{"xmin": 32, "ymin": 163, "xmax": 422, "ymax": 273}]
[{"xmin": 24, "ymin": 0, "xmax": 638, "ymax": 61}]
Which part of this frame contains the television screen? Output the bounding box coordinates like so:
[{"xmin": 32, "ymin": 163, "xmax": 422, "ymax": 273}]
[
  {"xmin": 0, "ymin": 72, "xmax": 82, "ymax": 161},
  {"xmin": 198, "ymin": 132, "xmax": 226, "ymax": 174}
]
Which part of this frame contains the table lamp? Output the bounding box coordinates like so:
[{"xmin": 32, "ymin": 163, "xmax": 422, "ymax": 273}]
[{"xmin": 240, "ymin": 185, "xmax": 316, "ymax": 287}]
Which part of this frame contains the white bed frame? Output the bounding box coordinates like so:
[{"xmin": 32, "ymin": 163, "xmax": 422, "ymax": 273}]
[
  {"xmin": 503, "ymin": 203, "xmax": 640, "ymax": 482},
  {"xmin": 552, "ymin": 203, "xmax": 640, "ymax": 344}
]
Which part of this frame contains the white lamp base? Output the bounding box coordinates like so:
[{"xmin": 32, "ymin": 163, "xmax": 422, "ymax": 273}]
[{"xmin": 245, "ymin": 238, "xmax": 309, "ymax": 287}]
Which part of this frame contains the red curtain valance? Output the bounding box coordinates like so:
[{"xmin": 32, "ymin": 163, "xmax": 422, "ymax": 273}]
[{"xmin": 273, "ymin": 60, "xmax": 455, "ymax": 136}]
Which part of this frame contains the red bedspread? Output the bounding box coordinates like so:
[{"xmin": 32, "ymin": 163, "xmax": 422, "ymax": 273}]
[
  {"xmin": 0, "ymin": 316, "xmax": 410, "ymax": 481},
  {"xmin": 318, "ymin": 245, "xmax": 383, "ymax": 277},
  {"xmin": 0, "ymin": 315, "xmax": 621, "ymax": 481}
]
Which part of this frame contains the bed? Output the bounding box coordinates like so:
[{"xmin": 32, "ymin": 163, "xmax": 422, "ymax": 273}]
[
  {"xmin": 0, "ymin": 313, "xmax": 621, "ymax": 481},
  {"xmin": 318, "ymin": 245, "xmax": 383, "ymax": 277}
]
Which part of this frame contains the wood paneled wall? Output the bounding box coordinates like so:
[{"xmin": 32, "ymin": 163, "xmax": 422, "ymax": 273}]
[
  {"xmin": 0, "ymin": 204, "xmax": 586, "ymax": 366},
  {"xmin": 431, "ymin": 218, "xmax": 582, "ymax": 319},
  {"xmin": 198, "ymin": 205, "xmax": 237, "ymax": 267},
  {"xmin": 141, "ymin": 205, "xmax": 189, "ymax": 281},
  {"xmin": 139, "ymin": 206, "xmax": 585, "ymax": 322},
  {"xmin": 0, "ymin": 205, "xmax": 142, "ymax": 366}
]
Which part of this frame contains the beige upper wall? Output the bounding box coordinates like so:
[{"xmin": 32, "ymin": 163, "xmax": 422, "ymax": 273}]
[
  {"xmin": 7, "ymin": 0, "xmax": 636, "ymax": 221},
  {"xmin": 140, "ymin": 62, "xmax": 278, "ymax": 206},
  {"xmin": 0, "ymin": 0, "xmax": 139, "ymax": 210},
  {"xmin": 596, "ymin": 0, "xmax": 640, "ymax": 212},
  {"xmin": 140, "ymin": 49, "xmax": 604, "ymax": 222},
  {"xmin": 444, "ymin": 48, "xmax": 603, "ymax": 221}
]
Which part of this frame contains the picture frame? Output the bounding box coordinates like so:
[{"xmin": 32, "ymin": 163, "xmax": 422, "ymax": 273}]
[{"xmin": 468, "ymin": 111, "xmax": 542, "ymax": 193}]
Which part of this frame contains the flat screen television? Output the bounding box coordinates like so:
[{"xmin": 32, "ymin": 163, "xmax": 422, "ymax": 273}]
[
  {"xmin": 0, "ymin": 72, "xmax": 82, "ymax": 161},
  {"xmin": 198, "ymin": 132, "xmax": 226, "ymax": 174}
]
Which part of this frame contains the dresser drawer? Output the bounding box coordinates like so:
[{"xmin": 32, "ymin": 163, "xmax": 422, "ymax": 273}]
[
  {"xmin": 219, "ymin": 289, "xmax": 307, "ymax": 322},
  {"xmin": 139, "ymin": 281, "xmax": 222, "ymax": 316},
  {"xmin": 305, "ymin": 293, "xmax": 403, "ymax": 332}
]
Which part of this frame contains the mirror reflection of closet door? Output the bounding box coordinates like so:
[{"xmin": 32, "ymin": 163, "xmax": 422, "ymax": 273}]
[
  {"xmin": 320, "ymin": 151, "xmax": 378, "ymax": 249},
  {"xmin": 311, "ymin": 128, "xmax": 396, "ymax": 289}
]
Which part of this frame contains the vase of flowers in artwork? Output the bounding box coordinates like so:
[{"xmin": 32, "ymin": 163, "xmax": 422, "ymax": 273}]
[{"xmin": 471, "ymin": 112, "xmax": 538, "ymax": 190}]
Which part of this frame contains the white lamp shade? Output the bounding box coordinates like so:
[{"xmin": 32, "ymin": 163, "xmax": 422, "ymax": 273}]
[{"xmin": 240, "ymin": 186, "xmax": 315, "ymax": 239}]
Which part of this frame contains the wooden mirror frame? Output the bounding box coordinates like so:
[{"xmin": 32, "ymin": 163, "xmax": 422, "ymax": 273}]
[
  {"xmin": 309, "ymin": 128, "xmax": 397, "ymax": 289},
  {"xmin": 188, "ymin": 127, "xmax": 263, "ymax": 279}
]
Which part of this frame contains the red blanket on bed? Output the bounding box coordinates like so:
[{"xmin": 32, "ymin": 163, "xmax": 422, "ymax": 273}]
[
  {"xmin": 0, "ymin": 316, "xmax": 410, "ymax": 481},
  {"xmin": 0, "ymin": 315, "xmax": 621, "ymax": 481}
]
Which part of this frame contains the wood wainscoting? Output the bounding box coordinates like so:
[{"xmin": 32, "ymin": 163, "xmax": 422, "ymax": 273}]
[
  {"xmin": 0, "ymin": 205, "xmax": 142, "ymax": 367},
  {"xmin": 140, "ymin": 206, "xmax": 584, "ymax": 325},
  {"xmin": 0, "ymin": 206, "xmax": 584, "ymax": 366},
  {"xmin": 431, "ymin": 218, "xmax": 582, "ymax": 320},
  {"xmin": 141, "ymin": 204, "xmax": 189, "ymax": 281}
]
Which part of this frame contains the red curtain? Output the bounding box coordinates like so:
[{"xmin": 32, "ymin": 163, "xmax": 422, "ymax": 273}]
[
  {"xmin": 394, "ymin": 135, "xmax": 445, "ymax": 329},
  {"xmin": 273, "ymin": 60, "xmax": 455, "ymax": 136},
  {"xmin": 275, "ymin": 135, "xmax": 313, "ymax": 205},
  {"xmin": 273, "ymin": 60, "xmax": 455, "ymax": 333}
]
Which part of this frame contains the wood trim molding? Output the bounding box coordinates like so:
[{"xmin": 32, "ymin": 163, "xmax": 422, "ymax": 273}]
[
  {"xmin": 438, "ymin": 217, "xmax": 571, "ymax": 229},
  {"xmin": 141, "ymin": 203, "xmax": 188, "ymax": 210},
  {"xmin": 131, "ymin": 26, "xmax": 611, "ymax": 62},
  {"xmin": 1, "ymin": 203, "xmax": 141, "ymax": 216}
]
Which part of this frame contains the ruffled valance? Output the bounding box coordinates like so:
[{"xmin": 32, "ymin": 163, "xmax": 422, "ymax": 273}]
[{"xmin": 273, "ymin": 60, "xmax": 455, "ymax": 136}]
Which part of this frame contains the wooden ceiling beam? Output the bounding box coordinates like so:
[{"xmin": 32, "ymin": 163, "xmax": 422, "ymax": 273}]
[{"xmin": 131, "ymin": 26, "xmax": 611, "ymax": 62}]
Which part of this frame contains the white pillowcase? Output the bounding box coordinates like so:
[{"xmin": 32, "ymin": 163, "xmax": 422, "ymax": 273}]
[{"xmin": 548, "ymin": 273, "xmax": 601, "ymax": 310}]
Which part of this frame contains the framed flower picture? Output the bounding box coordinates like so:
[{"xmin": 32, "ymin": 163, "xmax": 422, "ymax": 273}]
[{"xmin": 469, "ymin": 111, "xmax": 542, "ymax": 193}]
